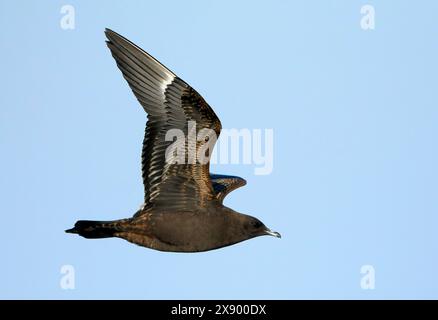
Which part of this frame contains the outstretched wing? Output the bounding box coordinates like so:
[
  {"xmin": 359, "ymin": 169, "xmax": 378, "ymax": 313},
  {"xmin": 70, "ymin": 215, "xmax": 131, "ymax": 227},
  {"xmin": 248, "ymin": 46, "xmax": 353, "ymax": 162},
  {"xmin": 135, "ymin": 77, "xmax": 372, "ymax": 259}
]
[
  {"xmin": 105, "ymin": 29, "xmax": 221, "ymax": 212},
  {"xmin": 210, "ymin": 174, "xmax": 247, "ymax": 203}
]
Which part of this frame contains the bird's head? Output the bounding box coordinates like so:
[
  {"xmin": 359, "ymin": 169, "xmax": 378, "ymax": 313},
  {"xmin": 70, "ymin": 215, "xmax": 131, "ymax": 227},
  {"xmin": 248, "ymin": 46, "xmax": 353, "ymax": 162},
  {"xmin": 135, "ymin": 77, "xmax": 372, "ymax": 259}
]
[{"xmin": 242, "ymin": 215, "xmax": 281, "ymax": 239}]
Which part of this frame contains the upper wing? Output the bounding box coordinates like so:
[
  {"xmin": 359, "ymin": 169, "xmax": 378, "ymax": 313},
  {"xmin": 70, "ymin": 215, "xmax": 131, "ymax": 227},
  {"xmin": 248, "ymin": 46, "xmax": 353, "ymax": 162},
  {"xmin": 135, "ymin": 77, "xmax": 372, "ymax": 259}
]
[
  {"xmin": 210, "ymin": 174, "xmax": 247, "ymax": 203},
  {"xmin": 105, "ymin": 29, "xmax": 222, "ymax": 212}
]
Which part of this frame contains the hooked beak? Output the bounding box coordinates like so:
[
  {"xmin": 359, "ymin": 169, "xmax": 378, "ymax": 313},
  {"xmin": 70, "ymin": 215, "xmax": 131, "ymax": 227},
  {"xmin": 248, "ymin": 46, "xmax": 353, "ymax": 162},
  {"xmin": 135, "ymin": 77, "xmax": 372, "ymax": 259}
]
[{"xmin": 265, "ymin": 229, "xmax": 281, "ymax": 238}]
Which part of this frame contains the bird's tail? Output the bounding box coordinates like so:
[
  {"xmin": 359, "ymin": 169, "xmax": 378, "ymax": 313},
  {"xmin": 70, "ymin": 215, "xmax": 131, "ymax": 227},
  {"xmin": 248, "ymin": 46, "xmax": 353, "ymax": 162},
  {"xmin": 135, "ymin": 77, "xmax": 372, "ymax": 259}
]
[{"xmin": 65, "ymin": 219, "xmax": 128, "ymax": 239}]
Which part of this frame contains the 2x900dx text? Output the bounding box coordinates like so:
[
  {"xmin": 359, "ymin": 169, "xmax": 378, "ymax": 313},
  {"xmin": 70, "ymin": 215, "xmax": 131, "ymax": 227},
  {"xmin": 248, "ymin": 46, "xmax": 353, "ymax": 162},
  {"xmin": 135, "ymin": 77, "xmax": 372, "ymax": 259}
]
[{"xmin": 215, "ymin": 304, "xmax": 266, "ymax": 315}]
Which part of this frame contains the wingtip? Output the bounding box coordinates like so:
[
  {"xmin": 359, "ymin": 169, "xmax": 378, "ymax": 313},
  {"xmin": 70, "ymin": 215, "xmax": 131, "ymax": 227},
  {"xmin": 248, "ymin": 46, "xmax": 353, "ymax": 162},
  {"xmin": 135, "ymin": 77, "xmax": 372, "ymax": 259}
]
[
  {"xmin": 104, "ymin": 28, "xmax": 119, "ymax": 41},
  {"xmin": 104, "ymin": 29, "xmax": 132, "ymax": 49}
]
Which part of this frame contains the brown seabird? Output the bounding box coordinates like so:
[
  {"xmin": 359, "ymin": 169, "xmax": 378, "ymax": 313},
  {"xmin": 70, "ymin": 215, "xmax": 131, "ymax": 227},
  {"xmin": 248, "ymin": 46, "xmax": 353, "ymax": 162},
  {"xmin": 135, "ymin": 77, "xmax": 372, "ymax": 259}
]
[{"xmin": 66, "ymin": 29, "xmax": 280, "ymax": 252}]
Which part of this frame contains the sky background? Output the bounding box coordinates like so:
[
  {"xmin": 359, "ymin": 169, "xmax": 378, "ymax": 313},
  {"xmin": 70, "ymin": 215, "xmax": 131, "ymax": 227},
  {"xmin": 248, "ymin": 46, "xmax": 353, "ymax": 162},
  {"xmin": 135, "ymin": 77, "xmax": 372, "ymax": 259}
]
[{"xmin": 1, "ymin": 0, "xmax": 437, "ymax": 299}]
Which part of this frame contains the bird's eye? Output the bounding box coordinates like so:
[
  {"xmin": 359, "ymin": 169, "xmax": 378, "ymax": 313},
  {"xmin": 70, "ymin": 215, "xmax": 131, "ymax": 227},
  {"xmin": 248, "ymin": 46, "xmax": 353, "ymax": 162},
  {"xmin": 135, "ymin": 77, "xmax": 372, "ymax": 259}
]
[
  {"xmin": 253, "ymin": 221, "xmax": 262, "ymax": 228},
  {"xmin": 204, "ymin": 136, "xmax": 209, "ymax": 142}
]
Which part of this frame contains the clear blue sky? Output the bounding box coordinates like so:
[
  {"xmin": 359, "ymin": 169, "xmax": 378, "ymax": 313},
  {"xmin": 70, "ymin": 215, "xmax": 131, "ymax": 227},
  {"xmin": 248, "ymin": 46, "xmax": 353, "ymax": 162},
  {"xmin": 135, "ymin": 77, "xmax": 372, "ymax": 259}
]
[{"xmin": 1, "ymin": 0, "xmax": 437, "ymax": 299}]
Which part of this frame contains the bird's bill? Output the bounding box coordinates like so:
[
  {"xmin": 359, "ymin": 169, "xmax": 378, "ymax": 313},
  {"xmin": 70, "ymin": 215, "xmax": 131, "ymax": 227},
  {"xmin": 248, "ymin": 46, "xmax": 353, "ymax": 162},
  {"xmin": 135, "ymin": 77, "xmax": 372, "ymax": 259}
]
[{"xmin": 265, "ymin": 229, "xmax": 281, "ymax": 238}]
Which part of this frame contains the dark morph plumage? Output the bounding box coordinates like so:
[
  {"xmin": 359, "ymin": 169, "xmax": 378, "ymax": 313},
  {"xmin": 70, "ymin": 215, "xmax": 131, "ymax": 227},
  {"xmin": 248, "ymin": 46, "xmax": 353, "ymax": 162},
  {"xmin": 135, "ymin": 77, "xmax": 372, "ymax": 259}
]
[
  {"xmin": 66, "ymin": 220, "xmax": 120, "ymax": 239},
  {"xmin": 66, "ymin": 29, "xmax": 280, "ymax": 252}
]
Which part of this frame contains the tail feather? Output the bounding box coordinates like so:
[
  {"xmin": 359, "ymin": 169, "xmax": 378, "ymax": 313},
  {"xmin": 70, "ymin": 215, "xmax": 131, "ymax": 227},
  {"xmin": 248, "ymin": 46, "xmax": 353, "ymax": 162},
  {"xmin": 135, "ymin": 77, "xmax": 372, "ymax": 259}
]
[{"xmin": 66, "ymin": 220, "xmax": 122, "ymax": 239}]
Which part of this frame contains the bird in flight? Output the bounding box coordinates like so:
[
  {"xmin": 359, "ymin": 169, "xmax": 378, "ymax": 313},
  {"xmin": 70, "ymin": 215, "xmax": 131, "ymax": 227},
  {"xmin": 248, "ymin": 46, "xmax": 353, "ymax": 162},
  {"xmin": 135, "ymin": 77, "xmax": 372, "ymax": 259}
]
[{"xmin": 66, "ymin": 29, "xmax": 280, "ymax": 252}]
